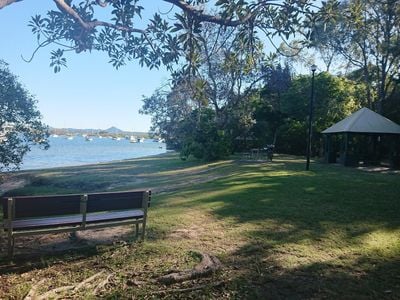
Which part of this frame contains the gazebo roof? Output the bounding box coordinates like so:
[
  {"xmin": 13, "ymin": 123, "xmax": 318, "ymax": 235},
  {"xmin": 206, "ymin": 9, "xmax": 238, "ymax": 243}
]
[{"xmin": 322, "ymin": 107, "xmax": 400, "ymax": 134}]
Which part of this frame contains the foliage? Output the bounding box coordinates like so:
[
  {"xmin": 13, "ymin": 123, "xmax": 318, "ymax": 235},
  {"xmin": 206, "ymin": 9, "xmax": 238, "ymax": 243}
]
[
  {"xmin": 141, "ymin": 21, "xmax": 266, "ymax": 158},
  {"xmin": 251, "ymin": 63, "xmax": 292, "ymax": 147},
  {"xmin": 252, "ymin": 72, "xmax": 364, "ymax": 155},
  {"xmin": 0, "ymin": 60, "xmax": 49, "ymax": 171},
  {"xmin": 312, "ymin": 0, "xmax": 400, "ymax": 112},
  {"xmin": 178, "ymin": 108, "xmax": 231, "ymax": 161},
  {"xmin": 140, "ymin": 83, "xmax": 197, "ymax": 150}
]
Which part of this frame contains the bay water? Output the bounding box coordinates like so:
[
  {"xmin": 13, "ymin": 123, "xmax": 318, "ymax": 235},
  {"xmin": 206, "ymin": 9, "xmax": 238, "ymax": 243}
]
[{"xmin": 20, "ymin": 136, "xmax": 166, "ymax": 170}]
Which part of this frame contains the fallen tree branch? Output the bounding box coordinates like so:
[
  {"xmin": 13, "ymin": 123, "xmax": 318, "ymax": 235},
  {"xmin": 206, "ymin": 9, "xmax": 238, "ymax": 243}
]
[
  {"xmin": 37, "ymin": 285, "xmax": 75, "ymax": 300},
  {"xmin": 74, "ymin": 270, "xmax": 105, "ymax": 291},
  {"xmin": 34, "ymin": 270, "xmax": 108, "ymax": 299},
  {"xmin": 93, "ymin": 274, "xmax": 113, "ymax": 295},
  {"xmin": 24, "ymin": 279, "xmax": 45, "ymax": 300},
  {"xmin": 158, "ymin": 251, "xmax": 222, "ymax": 285}
]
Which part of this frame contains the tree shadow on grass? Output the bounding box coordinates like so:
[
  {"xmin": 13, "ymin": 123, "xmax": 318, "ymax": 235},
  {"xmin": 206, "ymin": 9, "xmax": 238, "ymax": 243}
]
[
  {"xmin": 149, "ymin": 160, "xmax": 400, "ymax": 298},
  {"xmin": 2, "ymin": 154, "xmax": 238, "ymax": 196},
  {"xmin": 0, "ymin": 225, "xmax": 168, "ymax": 275},
  {"xmin": 225, "ymin": 238, "xmax": 400, "ymax": 299},
  {"xmin": 173, "ymin": 161, "xmax": 400, "ymax": 231}
]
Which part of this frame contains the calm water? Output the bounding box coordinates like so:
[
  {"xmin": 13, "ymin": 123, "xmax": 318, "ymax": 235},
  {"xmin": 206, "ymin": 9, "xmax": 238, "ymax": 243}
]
[{"xmin": 20, "ymin": 136, "xmax": 166, "ymax": 170}]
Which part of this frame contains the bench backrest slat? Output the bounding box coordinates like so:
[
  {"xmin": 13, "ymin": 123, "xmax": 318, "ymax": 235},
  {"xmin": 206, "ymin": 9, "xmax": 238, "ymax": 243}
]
[
  {"xmin": 2, "ymin": 190, "xmax": 151, "ymax": 220},
  {"xmin": 87, "ymin": 191, "xmax": 146, "ymax": 213},
  {"xmin": 3, "ymin": 195, "xmax": 82, "ymax": 219}
]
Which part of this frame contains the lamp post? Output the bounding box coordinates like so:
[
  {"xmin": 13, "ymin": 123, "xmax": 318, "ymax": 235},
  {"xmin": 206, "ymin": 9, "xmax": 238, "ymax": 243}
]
[{"xmin": 306, "ymin": 64, "xmax": 317, "ymax": 171}]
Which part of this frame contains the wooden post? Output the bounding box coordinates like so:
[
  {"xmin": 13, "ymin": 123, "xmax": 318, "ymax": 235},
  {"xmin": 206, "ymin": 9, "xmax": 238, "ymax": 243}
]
[
  {"xmin": 7, "ymin": 197, "xmax": 14, "ymax": 259},
  {"xmin": 80, "ymin": 194, "xmax": 88, "ymax": 229}
]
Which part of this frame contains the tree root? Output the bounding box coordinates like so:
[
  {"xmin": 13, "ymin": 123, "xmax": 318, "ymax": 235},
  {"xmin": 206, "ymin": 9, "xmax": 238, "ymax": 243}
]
[
  {"xmin": 28, "ymin": 270, "xmax": 112, "ymax": 299},
  {"xmin": 158, "ymin": 251, "xmax": 222, "ymax": 285}
]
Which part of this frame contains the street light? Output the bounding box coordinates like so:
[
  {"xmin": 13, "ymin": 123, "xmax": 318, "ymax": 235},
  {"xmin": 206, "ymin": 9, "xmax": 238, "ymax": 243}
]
[{"xmin": 306, "ymin": 64, "xmax": 317, "ymax": 171}]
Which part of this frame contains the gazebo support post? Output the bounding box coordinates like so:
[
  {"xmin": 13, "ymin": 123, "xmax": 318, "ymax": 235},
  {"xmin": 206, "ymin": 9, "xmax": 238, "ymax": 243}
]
[
  {"xmin": 390, "ymin": 136, "xmax": 400, "ymax": 169},
  {"xmin": 343, "ymin": 133, "xmax": 349, "ymax": 166},
  {"xmin": 324, "ymin": 134, "xmax": 334, "ymax": 163}
]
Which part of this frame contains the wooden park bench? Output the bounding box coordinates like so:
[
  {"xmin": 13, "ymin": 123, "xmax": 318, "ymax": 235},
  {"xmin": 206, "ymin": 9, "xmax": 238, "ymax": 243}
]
[{"xmin": 2, "ymin": 190, "xmax": 150, "ymax": 259}]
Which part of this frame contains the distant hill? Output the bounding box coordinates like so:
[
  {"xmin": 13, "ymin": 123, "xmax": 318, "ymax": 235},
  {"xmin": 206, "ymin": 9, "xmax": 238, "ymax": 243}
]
[
  {"xmin": 49, "ymin": 127, "xmax": 148, "ymax": 137},
  {"xmin": 105, "ymin": 126, "xmax": 124, "ymax": 134}
]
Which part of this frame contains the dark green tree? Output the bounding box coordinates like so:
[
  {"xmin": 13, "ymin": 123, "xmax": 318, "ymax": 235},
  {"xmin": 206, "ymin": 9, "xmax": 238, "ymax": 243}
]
[
  {"xmin": 0, "ymin": 61, "xmax": 49, "ymax": 171},
  {"xmin": 178, "ymin": 108, "xmax": 231, "ymax": 161},
  {"xmin": 278, "ymin": 72, "xmax": 364, "ymax": 155},
  {"xmin": 140, "ymin": 81, "xmax": 198, "ymax": 150},
  {"xmin": 252, "ymin": 63, "xmax": 292, "ymax": 147}
]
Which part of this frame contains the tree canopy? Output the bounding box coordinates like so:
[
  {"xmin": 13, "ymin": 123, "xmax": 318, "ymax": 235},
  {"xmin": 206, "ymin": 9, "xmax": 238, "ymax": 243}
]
[
  {"xmin": 310, "ymin": 0, "xmax": 400, "ymax": 112},
  {"xmin": 0, "ymin": 0, "xmax": 336, "ymax": 73},
  {"xmin": 1, "ymin": 0, "xmax": 399, "ymax": 162}
]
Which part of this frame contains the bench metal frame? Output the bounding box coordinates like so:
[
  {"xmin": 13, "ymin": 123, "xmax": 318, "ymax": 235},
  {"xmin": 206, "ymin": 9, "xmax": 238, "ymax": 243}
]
[{"xmin": 3, "ymin": 190, "xmax": 150, "ymax": 259}]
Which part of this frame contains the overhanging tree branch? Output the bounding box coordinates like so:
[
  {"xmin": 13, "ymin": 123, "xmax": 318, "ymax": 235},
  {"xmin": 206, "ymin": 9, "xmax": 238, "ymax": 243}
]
[
  {"xmin": 0, "ymin": 0, "xmax": 22, "ymax": 10},
  {"xmin": 164, "ymin": 0, "xmax": 252, "ymax": 26}
]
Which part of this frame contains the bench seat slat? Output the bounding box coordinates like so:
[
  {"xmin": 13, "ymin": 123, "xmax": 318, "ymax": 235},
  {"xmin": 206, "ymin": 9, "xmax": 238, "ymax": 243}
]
[
  {"xmin": 86, "ymin": 209, "xmax": 144, "ymax": 223},
  {"xmin": 11, "ymin": 215, "xmax": 81, "ymax": 229},
  {"xmin": 10, "ymin": 209, "xmax": 144, "ymax": 230}
]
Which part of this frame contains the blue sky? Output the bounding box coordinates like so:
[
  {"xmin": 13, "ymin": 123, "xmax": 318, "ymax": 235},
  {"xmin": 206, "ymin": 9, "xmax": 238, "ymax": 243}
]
[{"xmin": 0, "ymin": 1, "xmax": 174, "ymax": 132}]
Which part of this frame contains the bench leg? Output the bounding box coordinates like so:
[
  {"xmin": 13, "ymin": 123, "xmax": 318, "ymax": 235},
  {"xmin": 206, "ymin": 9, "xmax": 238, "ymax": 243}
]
[
  {"xmin": 135, "ymin": 223, "xmax": 139, "ymax": 238},
  {"xmin": 8, "ymin": 233, "xmax": 14, "ymax": 260},
  {"xmin": 141, "ymin": 221, "xmax": 146, "ymax": 241}
]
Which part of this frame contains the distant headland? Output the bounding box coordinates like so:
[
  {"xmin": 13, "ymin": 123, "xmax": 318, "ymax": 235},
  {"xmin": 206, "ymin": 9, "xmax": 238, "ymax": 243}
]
[{"xmin": 49, "ymin": 126, "xmax": 149, "ymax": 138}]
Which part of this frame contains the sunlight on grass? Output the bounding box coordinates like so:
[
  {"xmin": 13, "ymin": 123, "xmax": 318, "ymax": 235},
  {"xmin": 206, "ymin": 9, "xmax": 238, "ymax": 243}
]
[
  {"xmin": 360, "ymin": 229, "xmax": 400, "ymax": 257},
  {"xmin": 146, "ymin": 160, "xmax": 233, "ymax": 176}
]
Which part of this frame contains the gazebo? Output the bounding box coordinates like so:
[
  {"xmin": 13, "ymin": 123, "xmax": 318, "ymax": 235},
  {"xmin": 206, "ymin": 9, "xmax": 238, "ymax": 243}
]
[{"xmin": 322, "ymin": 107, "xmax": 400, "ymax": 168}]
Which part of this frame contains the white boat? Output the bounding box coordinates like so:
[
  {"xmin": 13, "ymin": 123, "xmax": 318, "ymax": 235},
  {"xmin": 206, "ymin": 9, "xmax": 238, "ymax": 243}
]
[
  {"xmin": 85, "ymin": 136, "xmax": 93, "ymax": 141},
  {"xmin": 138, "ymin": 137, "xmax": 145, "ymax": 143},
  {"xmin": 153, "ymin": 137, "xmax": 164, "ymax": 143},
  {"xmin": 130, "ymin": 136, "xmax": 137, "ymax": 143},
  {"xmin": 65, "ymin": 136, "xmax": 74, "ymax": 140},
  {"xmin": 52, "ymin": 134, "xmax": 59, "ymax": 138}
]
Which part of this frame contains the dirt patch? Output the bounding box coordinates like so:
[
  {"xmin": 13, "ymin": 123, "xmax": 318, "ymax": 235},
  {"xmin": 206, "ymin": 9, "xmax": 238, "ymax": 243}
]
[
  {"xmin": 0, "ymin": 225, "xmax": 137, "ymax": 260},
  {"xmin": 168, "ymin": 226, "xmax": 204, "ymax": 240},
  {"xmin": 0, "ymin": 177, "xmax": 29, "ymax": 195},
  {"xmin": 154, "ymin": 174, "xmax": 226, "ymax": 194}
]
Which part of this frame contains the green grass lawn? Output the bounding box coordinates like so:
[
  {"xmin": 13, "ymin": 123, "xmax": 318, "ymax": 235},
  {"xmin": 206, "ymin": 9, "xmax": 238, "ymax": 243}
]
[{"xmin": 0, "ymin": 153, "xmax": 399, "ymax": 299}]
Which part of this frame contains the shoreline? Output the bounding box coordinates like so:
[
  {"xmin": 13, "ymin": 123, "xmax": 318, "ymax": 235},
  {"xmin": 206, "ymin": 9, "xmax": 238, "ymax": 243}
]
[{"xmin": 0, "ymin": 151, "xmax": 175, "ymax": 195}]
